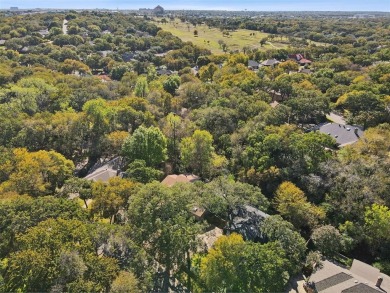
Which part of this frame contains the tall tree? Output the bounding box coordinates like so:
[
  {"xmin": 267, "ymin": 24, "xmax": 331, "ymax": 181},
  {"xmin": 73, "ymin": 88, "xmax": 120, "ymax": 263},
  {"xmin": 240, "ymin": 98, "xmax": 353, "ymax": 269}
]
[
  {"xmin": 180, "ymin": 130, "xmax": 214, "ymax": 177},
  {"xmin": 199, "ymin": 233, "xmax": 289, "ymax": 293},
  {"xmin": 274, "ymin": 181, "xmax": 325, "ymax": 230},
  {"xmin": 122, "ymin": 126, "xmax": 167, "ymax": 167},
  {"xmin": 128, "ymin": 182, "xmax": 202, "ymax": 292},
  {"xmin": 261, "ymin": 215, "xmax": 307, "ymax": 274},
  {"xmin": 134, "ymin": 76, "xmax": 149, "ymax": 98}
]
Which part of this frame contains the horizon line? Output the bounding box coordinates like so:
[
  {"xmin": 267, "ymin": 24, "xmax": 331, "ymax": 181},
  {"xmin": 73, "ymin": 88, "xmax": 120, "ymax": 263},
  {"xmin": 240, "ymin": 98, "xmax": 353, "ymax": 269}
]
[{"xmin": 0, "ymin": 8, "xmax": 389, "ymax": 12}]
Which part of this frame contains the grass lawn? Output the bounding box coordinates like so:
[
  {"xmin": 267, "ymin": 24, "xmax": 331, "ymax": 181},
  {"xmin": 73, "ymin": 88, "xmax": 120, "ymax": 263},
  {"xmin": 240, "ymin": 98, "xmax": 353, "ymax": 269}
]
[{"xmin": 155, "ymin": 19, "xmax": 288, "ymax": 54}]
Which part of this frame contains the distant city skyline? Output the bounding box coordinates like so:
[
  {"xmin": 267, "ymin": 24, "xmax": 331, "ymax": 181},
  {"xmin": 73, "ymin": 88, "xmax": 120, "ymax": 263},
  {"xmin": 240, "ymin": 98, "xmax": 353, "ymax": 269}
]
[{"xmin": 1, "ymin": 0, "xmax": 389, "ymax": 11}]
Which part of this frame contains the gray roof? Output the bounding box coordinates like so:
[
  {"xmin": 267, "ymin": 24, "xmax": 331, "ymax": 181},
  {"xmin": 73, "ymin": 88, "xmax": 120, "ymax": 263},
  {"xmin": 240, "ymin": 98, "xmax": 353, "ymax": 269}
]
[
  {"xmin": 310, "ymin": 260, "xmax": 390, "ymax": 293},
  {"xmin": 84, "ymin": 168, "xmax": 117, "ymax": 182},
  {"xmin": 248, "ymin": 60, "xmax": 259, "ymax": 67},
  {"xmin": 84, "ymin": 157, "xmax": 122, "ymax": 183},
  {"xmin": 225, "ymin": 205, "xmax": 269, "ymax": 242},
  {"xmin": 342, "ymin": 283, "xmax": 382, "ymax": 293},
  {"xmin": 0, "ymin": 40, "xmax": 6, "ymax": 45},
  {"xmin": 315, "ymin": 273, "xmax": 353, "ymax": 292},
  {"xmin": 317, "ymin": 123, "xmax": 364, "ymax": 147},
  {"xmin": 156, "ymin": 68, "xmax": 172, "ymax": 75},
  {"xmin": 261, "ymin": 58, "xmax": 280, "ymax": 66}
]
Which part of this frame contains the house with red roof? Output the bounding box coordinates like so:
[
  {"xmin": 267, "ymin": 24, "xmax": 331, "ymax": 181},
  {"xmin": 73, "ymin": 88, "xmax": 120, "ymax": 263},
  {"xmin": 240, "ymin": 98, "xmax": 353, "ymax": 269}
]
[{"xmin": 289, "ymin": 53, "xmax": 312, "ymax": 66}]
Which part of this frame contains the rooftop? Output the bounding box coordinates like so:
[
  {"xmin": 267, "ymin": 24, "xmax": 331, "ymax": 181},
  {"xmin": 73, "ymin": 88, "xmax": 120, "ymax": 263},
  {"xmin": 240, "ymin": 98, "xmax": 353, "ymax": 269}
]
[
  {"xmin": 248, "ymin": 59, "xmax": 260, "ymax": 67},
  {"xmin": 310, "ymin": 260, "xmax": 390, "ymax": 293},
  {"xmin": 261, "ymin": 58, "xmax": 280, "ymax": 66},
  {"xmin": 317, "ymin": 123, "xmax": 364, "ymax": 147},
  {"xmin": 161, "ymin": 174, "xmax": 200, "ymax": 187}
]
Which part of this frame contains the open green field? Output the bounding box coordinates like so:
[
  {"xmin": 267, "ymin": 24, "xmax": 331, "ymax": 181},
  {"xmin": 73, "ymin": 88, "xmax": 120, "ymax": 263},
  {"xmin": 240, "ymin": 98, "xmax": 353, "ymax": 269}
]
[{"xmin": 155, "ymin": 19, "xmax": 288, "ymax": 54}]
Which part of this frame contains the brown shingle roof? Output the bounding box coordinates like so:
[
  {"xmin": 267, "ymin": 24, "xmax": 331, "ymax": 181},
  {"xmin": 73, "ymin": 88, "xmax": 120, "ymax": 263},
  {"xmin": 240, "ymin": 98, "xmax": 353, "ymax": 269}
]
[{"xmin": 161, "ymin": 174, "xmax": 200, "ymax": 187}]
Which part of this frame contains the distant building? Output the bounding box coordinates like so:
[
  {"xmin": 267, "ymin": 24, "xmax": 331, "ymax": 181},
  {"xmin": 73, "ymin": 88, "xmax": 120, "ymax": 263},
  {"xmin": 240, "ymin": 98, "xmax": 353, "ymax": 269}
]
[
  {"xmin": 153, "ymin": 5, "xmax": 164, "ymax": 15},
  {"xmin": 0, "ymin": 40, "xmax": 6, "ymax": 46},
  {"xmin": 261, "ymin": 58, "xmax": 280, "ymax": 67},
  {"xmin": 38, "ymin": 29, "xmax": 50, "ymax": 37},
  {"xmin": 156, "ymin": 68, "xmax": 173, "ymax": 76},
  {"xmin": 289, "ymin": 53, "xmax": 312, "ymax": 65},
  {"xmin": 308, "ymin": 259, "xmax": 390, "ymax": 293},
  {"xmin": 248, "ymin": 60, "xmax": 260, "ymax": 70},
  {"xmin": 10, "ymin": 7, "xmax": 18, "ymax": 10}
]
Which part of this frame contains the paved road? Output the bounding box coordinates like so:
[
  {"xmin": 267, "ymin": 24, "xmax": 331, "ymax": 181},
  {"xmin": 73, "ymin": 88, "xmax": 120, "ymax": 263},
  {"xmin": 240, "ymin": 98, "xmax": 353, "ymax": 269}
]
[
  {"xmin": 62, "ymin": 19, "xmax": 68, "ymax": 35},
  {"xmin": 326, "ymin": 112, "xmax": 346, "ymax": 125}
]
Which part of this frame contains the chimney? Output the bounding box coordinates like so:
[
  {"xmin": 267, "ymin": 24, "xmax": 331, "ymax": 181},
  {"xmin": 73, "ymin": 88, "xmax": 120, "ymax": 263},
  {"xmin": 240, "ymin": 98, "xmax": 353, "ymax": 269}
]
[{"xmin": 376, "ymin": 276, "xmax": 383, "ymax": 287}]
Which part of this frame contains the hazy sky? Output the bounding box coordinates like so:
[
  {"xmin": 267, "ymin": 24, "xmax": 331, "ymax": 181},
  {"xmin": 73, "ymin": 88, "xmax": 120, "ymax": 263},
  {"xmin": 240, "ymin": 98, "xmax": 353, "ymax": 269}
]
[{"xmin": 1, "ymin": 0, "xmax": 389, "ymax": 11}]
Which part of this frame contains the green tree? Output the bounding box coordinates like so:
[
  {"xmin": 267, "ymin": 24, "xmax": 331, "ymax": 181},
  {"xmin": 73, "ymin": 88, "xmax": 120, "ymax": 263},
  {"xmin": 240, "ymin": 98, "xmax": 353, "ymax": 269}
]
[
  {"xmin": 200, "ymin": 177, "xmax": 269, "ymax": 220},
  {"xmin": 134, "ymin": 76, "xmax": 149, "ymax": 98},
  {"xmin": 364, "ymin": 204, "xmax": 390, "ymax": 250},
  {"xmin": 274, "ymin": 181, "xmax": 325, "ymax": 230},
  {"xmin": 3, "ymin": 218, "xmax": 120, "ymax": 292},
  {"xmin": 91, "ymin": 177, "xmax": 139, "ymax": 223},
  {"xmin": 163, "ymin": 74, "xmax": 180, "ymax": 95},
  {"xmin": 336, "ymin": 90, "xmax": 388, "ymax": 127},
  {"xmin": 0, "ymin": 148, "xmax": 74, "ymax": 196},
  {"xmin": 122, "ymin": 126, "xmax": 167, "ymax": 167},
  {"xmin": 260, "ymin": 37, "xmax": 268, "ymax": 47},
  {"xmin": 180, "ymin": 130, "xmax": 214, "ymax": 177},
  {"xmin": 261, "ymin": 215, "xmax": 307, "ymax": 274},
  {"xmin": 311, "ymin": 225, "xmax": 343, "ymax": 258},
  {"xmin": 125, "ymin": 160, "xmax": 163, "ymax": 184},
  {"xmin": 199, "ymin": 233, "xmax": 289, "ymax": 293},
  {"xmin": 110, "ymin": 271, "xmax": 140, "ymax": 293},
  {"xmin": 62, "ymin": 177, "xmax": 92, "ymax": 208},
  {"xmin": 128, "ymin": 182, "xmax": 202, "ymax": 292},
  {"xmin": 0, "ymin": 195, "xmax": 87, "ymax": 257}
]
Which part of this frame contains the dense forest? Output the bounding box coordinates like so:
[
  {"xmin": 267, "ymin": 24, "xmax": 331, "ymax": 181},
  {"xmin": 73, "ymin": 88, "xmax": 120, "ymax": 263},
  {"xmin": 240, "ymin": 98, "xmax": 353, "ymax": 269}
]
[{"xmin": 0, "ymin": 10, "xmax": 389, "ymax": 292}]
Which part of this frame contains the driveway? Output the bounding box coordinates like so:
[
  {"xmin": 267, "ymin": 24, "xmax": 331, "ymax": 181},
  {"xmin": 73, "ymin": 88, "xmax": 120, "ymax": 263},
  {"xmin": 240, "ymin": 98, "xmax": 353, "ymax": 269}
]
[{"xmin": 326, "ymin": 112, "xmax": 346, "ymax": 125}]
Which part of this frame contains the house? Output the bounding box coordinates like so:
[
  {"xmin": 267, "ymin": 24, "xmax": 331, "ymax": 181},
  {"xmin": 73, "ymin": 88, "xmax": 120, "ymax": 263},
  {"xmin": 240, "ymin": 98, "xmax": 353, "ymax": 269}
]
[
  {"xmin": 161, "ymin": 174, "xmax": 200, "ymax": 187},
  {"xmin": 308, "ymin": 259, "xmax": 390, "ymax": 293},
  {"xmin": 122, "ymin": 52, "xmax": 137, "ymax": 62},
  {"xmin": 269, "ymin": 89, "xmax": 283, "ymax": 101},
  {"xmin": 261, "ymin": 58, "xmax": 280, "ymax": 67},
  {"xmin": 289, "ymin": 53, "xmax": 312, "ymax": 65},
  {"xmin": 0, "ymin": 40, "xmax": 5, "ymax": 46},
  {"xmin": 316, "ymin": 123, "xmax": 364, "ymax": 147},
  {"xmin": 38, "ymin": 29, "xmax": 49, "ymax": 37},
  {"xmin": 85, "ymin": 167, "xmax": 117, "ymax": 182},
  {"xmin": 224, "ymin": 205, "xmax": 269, "ymax": 242},
  {"xmin": 299, "ymin": 58, "xmax": 312, "ymax": 66},
  {"xmin": 96, "ymin": 75, "xmax": 112, "ymax": 82},
  {"xmin": 84, "ymin": 157, "xmax": 122, "ymax": 182},
  {"xmin": 248, "ymin": 60, "xmax": 260, "ymax": 70},
  {"xmin": 156, "ymin": 68, "xmax": 173, "ymax": 76},
  {"xmin": 270, "ymin": 100, "xmax": 280, "ymax": 108}
]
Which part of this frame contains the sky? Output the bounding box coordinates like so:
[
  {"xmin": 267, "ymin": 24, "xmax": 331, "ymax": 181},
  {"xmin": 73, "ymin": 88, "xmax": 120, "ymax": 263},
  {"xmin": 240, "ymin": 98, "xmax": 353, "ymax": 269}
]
[{"xmin": 0, "ymin": 0, "xmax": 389, "ymax": 11}]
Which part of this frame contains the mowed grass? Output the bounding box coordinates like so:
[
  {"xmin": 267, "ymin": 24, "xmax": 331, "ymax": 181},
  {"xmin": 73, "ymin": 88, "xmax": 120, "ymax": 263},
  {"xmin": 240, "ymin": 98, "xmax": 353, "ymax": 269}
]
[{"xmin": 156, "ymin": 20, "xmax": 288, "ymax": 54}]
